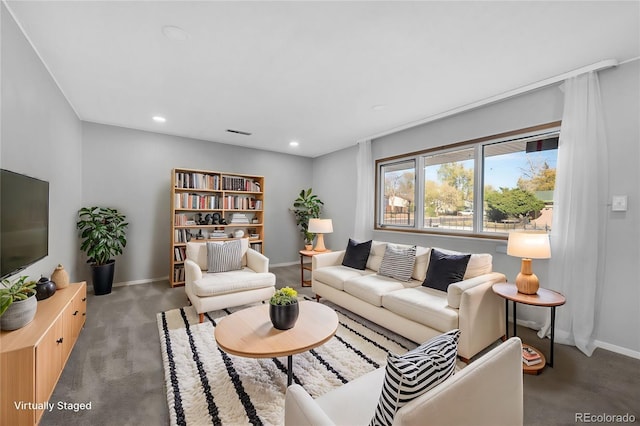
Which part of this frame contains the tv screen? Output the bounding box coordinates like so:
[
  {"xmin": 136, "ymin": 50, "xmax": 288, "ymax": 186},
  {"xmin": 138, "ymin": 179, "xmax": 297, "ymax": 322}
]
[{"xmin": 0, "ymin": 169, "xmax": 49, "ymax": 279}]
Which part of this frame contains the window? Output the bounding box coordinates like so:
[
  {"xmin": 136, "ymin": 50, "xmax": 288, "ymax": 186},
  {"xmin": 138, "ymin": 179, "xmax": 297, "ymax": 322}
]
[
  {"xmin": 380, "ymin": 160, "xmax": 415, "ymax": 227},
  {"xmin": 376, "ymin": 123, "xmax": 560, "ymax": 237}
]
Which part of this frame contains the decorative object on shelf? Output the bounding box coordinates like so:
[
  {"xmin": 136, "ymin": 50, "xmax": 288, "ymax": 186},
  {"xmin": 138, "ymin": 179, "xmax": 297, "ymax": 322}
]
[
  {"xmin": 35, "ymin": 275, "xmax": 56, "ymax": 301},
  {"xmin": 0, "ymin": 275, "xmax": 37, "ymax": 330},
  {"xmin": 212, "ymin": 212, "xmax": 221, "ymax": 224},
  {"xmin": 507, "ymin": 230, "xmax": 551, "ymax": 294},
  {"xmin": 269, "ymin": 287, "xmax": 299, "ymax": 330},
  {"xmin": 50, "ymin": 264, "xmax": 70, "ymax": 289},
  {"xmin": 77, "ymin": 206, "xmax": 129, "ymax": 296},
  {"xmin": 291, "ymin": 188, "xmax": 324, "ymax": 248},
  {"xmin": 233, "ymin": 230, "xmax": 245, "ymax": 238},
  {"xmin": 308, "ymin": 218, "xmax": 333, "ymax": 252}
]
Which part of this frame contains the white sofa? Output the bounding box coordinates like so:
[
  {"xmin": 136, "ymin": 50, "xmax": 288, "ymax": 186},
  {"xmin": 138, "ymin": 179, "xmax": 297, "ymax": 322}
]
[
  {"xmin": 285, "ymin": 337, "xmax": 524, "ymax": 426},
  {"xmin": 184, "ymin": 239, "xmax": 276, "ymax": 322},
  {"xmin": 312, "ymin": 242, "xmax": 506, "ymax": 361}
]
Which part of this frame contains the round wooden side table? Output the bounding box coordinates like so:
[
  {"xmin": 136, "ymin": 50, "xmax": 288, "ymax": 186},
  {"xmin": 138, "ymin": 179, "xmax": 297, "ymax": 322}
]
[{"xmin": 492, "ymin": 283, "xmax": 566, "ymax": 374}]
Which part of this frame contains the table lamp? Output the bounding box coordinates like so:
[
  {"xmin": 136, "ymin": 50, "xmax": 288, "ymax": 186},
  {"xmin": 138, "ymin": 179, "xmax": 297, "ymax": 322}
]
[
  {"xmin": 308, "ymin": 219, "xmax": 333, "ymax": 252},
  {"xmin": 507, "ymin": 230, "xmax": 551, "ymax": 295}
]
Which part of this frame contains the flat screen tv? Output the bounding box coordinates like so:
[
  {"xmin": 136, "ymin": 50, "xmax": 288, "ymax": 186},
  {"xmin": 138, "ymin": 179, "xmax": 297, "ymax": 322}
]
[{"xmin": 0, "ymin": 169, "xmax": 49, "ymax": 279}]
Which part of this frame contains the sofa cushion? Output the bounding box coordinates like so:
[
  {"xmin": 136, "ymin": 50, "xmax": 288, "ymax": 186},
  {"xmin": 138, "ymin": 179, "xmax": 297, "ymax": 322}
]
[
  {"xmin": 366, "ymin": 241, "xmax": 388, "ymax": 272},
  {"xmin": 192, "ymin": 269, "xmax": 275, "ymax": 297},
  {"xmin": 370, "ymin": 329, "xmax": 460, "ymax": 426},
  {"xmin": 382, "ymin": 287, "xmax": 458, "ymax": 331},
  {"xmin": 378, "ymin": 244, "xmax": 417, "ymax": 282},
  {"xmin": 412, "ymin": 246, "xmax": 431, "ymax": 282},
  {"xmin": 313, "ymin": 265, "xmax": 373, "ymax": 291},
  {"xmin": 434, "ymin": 247, "xmax": 492, "ymax": 279},
  {"xmin": 422, "ymin": 248, "xmax": 471, "ymax": 292},
  {"xmin": 344, "ymin": 275, "xmax": 408, "ymax": 307},
  {"xmin": 207, "ymin": 239, "xmax": 243, "ymax": 272},
  {"xmin": 342, "ymin": 238, "xmax": 372, "ymax": 270}
]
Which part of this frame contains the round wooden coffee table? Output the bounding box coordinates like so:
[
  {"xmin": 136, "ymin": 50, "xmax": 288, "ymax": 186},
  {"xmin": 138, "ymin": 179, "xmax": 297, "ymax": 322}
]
[{"xmin": 214, "ymin": 300, "xmax": 338, "ymax": 386}]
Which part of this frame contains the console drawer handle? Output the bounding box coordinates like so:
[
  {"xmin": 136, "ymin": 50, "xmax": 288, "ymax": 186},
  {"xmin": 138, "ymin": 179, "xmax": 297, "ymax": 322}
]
[
  {"xmin": 82, "ymin": 297, "xmax": 87, "ymax": 302},
  {"xmin": 56, "ymin": 337, "xmax": 64, "ymax": 344},
  {"xmin": 73, "ymin": 310, "xmax": 79, "ymax": 316}
]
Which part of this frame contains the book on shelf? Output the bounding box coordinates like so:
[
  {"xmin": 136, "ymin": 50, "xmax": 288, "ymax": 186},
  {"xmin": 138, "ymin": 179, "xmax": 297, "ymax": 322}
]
[
  {"xmin": 522, "ymin": 346, "xmax": 542, "ymax": 363},
  {"xmin": 523, "ymin": 357, "xmax": 543, "ymax": 366}
]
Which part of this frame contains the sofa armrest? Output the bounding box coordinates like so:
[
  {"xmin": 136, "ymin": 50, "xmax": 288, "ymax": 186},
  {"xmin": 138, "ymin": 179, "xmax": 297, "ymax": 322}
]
[
  {"xmin": 456, "ymin": 273, "xmax": 507, "ymax": 360},
  {"xmin": 312, "ymin": 250, "xmax": 346, "ymax": 270},
  {"xmin": 184, "ymin": 259, "xmax": 203, "ymax": 289},
  {"xmin": 285, "ymin": 385, "xmax": 336, "ymax": 426},
  {"xmin": 395, "ymin": 337, "xmax": 523, "ymax": 426},
  {"xmin": 246, "ymin": 248, "xmax": 269, "ymax": 273},
  {"xmin": 447, "ymin": 272, "xmax": 506, "ymax": 309}
]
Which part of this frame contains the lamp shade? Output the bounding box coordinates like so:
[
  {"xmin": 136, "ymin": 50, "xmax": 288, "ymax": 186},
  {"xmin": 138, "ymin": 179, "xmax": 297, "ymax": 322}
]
[
  {"xmin": 507, "ymin": 231, "xmax": 551, "ymax": 259},
  {"xmin": 308, "ymin": 218, "xmax": 333, "ymax": 234}
]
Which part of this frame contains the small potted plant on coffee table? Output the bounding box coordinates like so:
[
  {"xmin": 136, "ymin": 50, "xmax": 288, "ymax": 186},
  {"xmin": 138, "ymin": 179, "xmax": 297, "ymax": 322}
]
[{"xmin": 269, "ymin": 287, "xmax": 299, "ymax": 330}]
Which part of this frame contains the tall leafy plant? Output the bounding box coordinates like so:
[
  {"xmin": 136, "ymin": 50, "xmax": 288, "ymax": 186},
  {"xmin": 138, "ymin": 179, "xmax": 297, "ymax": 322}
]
[
  {"xmin": 291, "ymin": 188, "xmax": 324, "ymax": 243},
  {"xmin": 77, "ymin": 207, "xmax": 128, "ymax": 266}
]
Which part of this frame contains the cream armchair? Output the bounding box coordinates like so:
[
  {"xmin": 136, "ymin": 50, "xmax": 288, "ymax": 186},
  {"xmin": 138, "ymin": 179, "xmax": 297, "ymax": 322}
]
[
  {"xmin": 184, "ymin": 239, "xmax": 276, "ymax": 322},
  {"xmin": 285, "ymin": 337, "xmax": 523, "ymax": 426}
]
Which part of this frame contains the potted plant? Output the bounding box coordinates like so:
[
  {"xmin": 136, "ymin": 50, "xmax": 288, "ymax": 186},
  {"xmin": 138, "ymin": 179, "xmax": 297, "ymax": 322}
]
[
  {"xmin": 77, "ymin": 206, "xmax": 128, "ymax": 295},
  {"xmin": 291, "ymin": 188, "xmax": 324, "ymax": 250},
  {"xmin": 0, "ymin": 276, "xmax": 37, "ymax": 331},
  {"xmin": 269, "ymin": 286, "xmax": 299, "ymax": 330}
]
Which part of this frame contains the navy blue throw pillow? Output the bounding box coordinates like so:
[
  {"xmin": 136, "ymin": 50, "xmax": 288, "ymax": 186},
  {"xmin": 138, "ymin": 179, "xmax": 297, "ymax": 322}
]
[
  {"xmin": 422, "ymin": 249, "xmax": 471, "ymax": 291},
  {"xmin": 342, "ymin": 239, "xmax": 372, "ymax": 270}
]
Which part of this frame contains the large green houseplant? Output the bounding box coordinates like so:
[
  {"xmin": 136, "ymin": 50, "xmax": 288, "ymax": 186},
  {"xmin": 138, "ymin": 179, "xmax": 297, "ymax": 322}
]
[
  {"xmin": 0, "ymin": 276, "xmax": 37, "ymax": 330},
  {"xmin": 291, "ymin": 188, "xmax": 324, "ymax": 248},
  {"xmin": 77, "ymin": 206, "xmax": 128, "ymax": 295}
]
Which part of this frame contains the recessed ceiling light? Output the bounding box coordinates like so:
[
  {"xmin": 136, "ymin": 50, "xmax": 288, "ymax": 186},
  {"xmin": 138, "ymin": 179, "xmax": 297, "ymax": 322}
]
[
  {"xmin": 162, "ymin": 25, "xmax": 190, "ymax": 41},
  {"xmin": 152, "ymin": 116, "xmax": 166, "ymax": 123},
  {"xmin": 372, "ymin": 104, "xmax": 386, "ymax": 111},
  {"xmin": 289, "ymin": 141, "xmax": 299, "ymax": 147}
]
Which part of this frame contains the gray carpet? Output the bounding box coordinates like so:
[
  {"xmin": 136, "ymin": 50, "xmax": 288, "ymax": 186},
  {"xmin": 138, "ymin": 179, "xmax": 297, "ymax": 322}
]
[{"xmin": 40, "ymin": 264, "xmax": 640, "ymax": 425}]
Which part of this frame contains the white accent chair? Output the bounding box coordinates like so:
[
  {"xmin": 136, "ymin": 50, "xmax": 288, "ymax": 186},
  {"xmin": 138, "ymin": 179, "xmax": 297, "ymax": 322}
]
[
  {"xmin": 184, "ymin": 239, "xmax": 276, "ymax": 322},
  {"xmin": 285, "ymin": 337, "xmax": 524, "ymax": 426}
]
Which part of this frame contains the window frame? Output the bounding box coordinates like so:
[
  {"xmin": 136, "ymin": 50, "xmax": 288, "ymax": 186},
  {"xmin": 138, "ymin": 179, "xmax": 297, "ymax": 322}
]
[{"xmin": 374, "ymin": 121, "xmax": 561, "ymax": 240}]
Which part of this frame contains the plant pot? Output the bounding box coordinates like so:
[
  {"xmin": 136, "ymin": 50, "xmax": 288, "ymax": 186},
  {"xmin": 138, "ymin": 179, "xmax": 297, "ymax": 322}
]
[
  {"xmin": 0, "ymin": 295, "xmax": 37, "ymax": 331},
  {"xmin": 91, "ymin": 260, "xmax": 115, "ymax": 296},
  {"xmin": 304, "ymin": 244, "xmax": 313, "ymax": 251},
  {"xmin": 269, "ymin": 302, "xmax": 299, "ymax": 330}
]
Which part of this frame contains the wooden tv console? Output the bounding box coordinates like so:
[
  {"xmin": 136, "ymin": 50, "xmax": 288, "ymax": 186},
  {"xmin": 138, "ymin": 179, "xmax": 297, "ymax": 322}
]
[{"xmin": 0, "ymin": 282, "xmax": 87, "ymax": 425}]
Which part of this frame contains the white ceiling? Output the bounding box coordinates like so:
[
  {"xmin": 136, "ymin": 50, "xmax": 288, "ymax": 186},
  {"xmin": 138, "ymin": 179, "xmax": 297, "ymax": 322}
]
[{"xmin": 5, "ymin": 1, "xmax": 639, "ymax": 158}]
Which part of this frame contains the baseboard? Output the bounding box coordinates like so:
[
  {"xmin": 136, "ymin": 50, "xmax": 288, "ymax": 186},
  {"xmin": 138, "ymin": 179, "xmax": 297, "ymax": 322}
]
[
  {"xmin": 271, "ymin": 261, "xmax": 299, "ymax": 268},
  {"xmin": 594, "ymin": 340, "xmax": 640, "ymax": 360},
  {"xmin": 111, "ymin": 277, "xmax": 169, "ymax": 287}
]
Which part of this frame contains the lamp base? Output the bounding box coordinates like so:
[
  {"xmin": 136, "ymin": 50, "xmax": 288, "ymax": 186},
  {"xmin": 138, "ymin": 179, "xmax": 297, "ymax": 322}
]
[
  {"xmin": 515, "ymin": 259, "xmax": 539, "ymax": 294},
  {"xmin": 314, "ymin": 234, "xmax": 327, "ymax": 252}
]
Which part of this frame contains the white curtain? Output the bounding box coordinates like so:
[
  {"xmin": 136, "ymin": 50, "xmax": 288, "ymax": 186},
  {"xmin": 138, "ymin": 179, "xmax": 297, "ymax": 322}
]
[
  {"xmin": 537, "ymin": 72, "xmax": 608, "ymax": 356},
  {"xmin": 354, "ymin": 140, "xmax": 374, "ymax": 241}
]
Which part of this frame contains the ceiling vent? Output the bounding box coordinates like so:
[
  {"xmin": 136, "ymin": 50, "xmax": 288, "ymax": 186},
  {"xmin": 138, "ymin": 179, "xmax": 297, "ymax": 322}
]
[{"xmin": 226, "ymin": 129, "xmax": 252, "ymax": 136}]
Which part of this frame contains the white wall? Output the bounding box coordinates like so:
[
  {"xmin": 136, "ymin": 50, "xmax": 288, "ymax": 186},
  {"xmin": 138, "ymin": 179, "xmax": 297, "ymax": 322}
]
[
  {"xmin": 310, "ymin": 144, "xmax": 358, "ymax": 250},
  {"xmin": 314, "ymin": 62, "xmax": 640, "ymax": 357},
  {"xmin": 80, "ymin": 122, "xmax": 313, "ymax": 284},
  {"xmin": 1, "ymin": 4, "xmax": 83, "ymax": 282}
]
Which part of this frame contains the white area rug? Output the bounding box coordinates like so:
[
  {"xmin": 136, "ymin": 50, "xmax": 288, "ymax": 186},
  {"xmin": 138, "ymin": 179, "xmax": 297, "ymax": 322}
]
[{"xmin": 157, "ymin": 301, "xmax": 415, "ymax": 426}]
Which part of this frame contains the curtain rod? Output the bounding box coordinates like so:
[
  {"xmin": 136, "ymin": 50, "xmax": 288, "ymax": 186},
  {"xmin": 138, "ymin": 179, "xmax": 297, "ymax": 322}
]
[{"xmin": 361, "ymin": 59, "xmax": 619, "ymax": 143}]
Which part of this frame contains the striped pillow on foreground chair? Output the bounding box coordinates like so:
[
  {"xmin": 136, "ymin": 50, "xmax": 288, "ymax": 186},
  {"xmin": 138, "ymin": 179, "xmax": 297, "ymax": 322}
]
[{"xmin": 370, "ymin": 329, "xmax": 460, "ymax": 426}]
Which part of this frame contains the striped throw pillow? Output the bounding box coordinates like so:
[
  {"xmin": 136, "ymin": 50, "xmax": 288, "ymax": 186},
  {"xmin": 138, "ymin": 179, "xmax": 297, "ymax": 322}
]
[
  {"xmin": 370, "ymin": 329, "xmax": 460, "ymax": 426},
  {"xmin": 206, "ymin": 240, "xmax": 242, "ymax": 273},
  {"xmin": 378, "ymin": 244, "xmax": 417, "ymax": 281}
]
